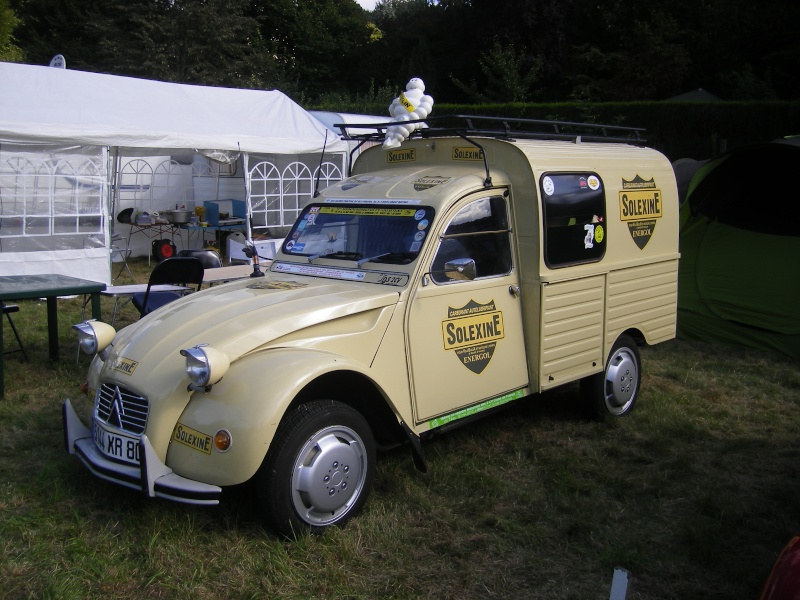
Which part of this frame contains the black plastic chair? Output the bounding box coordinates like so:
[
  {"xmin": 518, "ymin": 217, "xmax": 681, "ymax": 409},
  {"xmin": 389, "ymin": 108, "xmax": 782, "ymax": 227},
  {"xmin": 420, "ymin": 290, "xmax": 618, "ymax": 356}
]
[
  {"xmin": 178, "ymin": 249, "xmax": 223, "ymax": 269},
  {"xmin": 132, "ymin": 257, "xmax": 205, "ymax": 317},
  {"xmin": 2, "ymin": 302, "xmax": 29, "ymax": 361}
]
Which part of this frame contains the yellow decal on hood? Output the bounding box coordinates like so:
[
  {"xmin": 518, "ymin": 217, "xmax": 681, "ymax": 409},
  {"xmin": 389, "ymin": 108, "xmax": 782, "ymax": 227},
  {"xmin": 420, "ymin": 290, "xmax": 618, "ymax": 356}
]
[
  {"xmin": 247, "ymin": 280, "xmax": 308, "ymax": 290},
  {"xmin": 110, "ymin": 357, "xmax": 138, "ymax": 376}
]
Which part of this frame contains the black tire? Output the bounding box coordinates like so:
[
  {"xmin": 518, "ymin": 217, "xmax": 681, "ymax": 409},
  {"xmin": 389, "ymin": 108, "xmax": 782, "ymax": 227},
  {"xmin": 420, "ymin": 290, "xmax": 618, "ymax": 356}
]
[
  {"xmin": 256, "ymin": 400, "xmax": 375, "ymax": 537},
  {"xmin": 580, "ymin": 334, "xmax": 641, "ymax": 419}
]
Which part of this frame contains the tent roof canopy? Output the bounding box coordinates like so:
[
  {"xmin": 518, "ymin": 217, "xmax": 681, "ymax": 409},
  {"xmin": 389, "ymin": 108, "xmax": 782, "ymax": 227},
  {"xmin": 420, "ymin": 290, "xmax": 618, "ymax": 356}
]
[{"xmin": 0, "ymin": 62, "xmax": 346, "ymax": 155}]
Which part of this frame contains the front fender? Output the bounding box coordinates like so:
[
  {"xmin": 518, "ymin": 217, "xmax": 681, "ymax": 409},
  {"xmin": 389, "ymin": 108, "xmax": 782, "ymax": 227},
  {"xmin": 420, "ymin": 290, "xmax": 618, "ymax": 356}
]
[{"xmin": 165, "ymin": 347, "xmax": 378, "ymax": 487}]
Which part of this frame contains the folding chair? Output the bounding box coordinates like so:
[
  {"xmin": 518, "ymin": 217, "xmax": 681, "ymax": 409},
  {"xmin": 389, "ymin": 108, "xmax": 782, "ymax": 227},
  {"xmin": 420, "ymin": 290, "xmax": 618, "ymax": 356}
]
[
  {"xmin": 2, "ymin": 302, "xmax": 29, "ymax": 362},
  {"xmin": 111, "ymin": 232, "xmax": 134, "ymax": 281},
  {"xmin": 132, "ymin": 257, "xmax": 205, "ymax": 317}
]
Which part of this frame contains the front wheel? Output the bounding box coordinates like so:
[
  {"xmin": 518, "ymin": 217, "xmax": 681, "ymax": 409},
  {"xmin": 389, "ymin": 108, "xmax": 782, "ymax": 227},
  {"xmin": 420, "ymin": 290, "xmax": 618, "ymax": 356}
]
[
  {"xmin": 580, "ymin": 334, "xmax": 641, "ymax": 419},
  {"xmin": 256, "ymin": 400, "xmax": 375, "ymax": 537}
]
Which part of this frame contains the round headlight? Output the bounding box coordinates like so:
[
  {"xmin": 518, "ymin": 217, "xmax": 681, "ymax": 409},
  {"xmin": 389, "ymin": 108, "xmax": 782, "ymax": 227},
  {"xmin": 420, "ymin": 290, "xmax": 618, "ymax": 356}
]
[
  {"xmin": 73, "ymin": 320, "xmax": 116, "ymax": 355},
  {"xmin": 180, "ymin": 345, "xmax": 230, "ymax": 388}
]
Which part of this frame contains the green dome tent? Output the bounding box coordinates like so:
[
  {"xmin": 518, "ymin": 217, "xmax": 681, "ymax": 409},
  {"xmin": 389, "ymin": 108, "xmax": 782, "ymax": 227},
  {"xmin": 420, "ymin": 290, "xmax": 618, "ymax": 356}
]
[{"xmin": 677, "ymin": 139, "xmax": 800, "ymax": 358}]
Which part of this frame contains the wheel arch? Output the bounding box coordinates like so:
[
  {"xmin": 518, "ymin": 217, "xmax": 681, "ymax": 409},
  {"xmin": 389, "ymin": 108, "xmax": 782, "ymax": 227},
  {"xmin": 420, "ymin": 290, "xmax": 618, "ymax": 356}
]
[{"xmin": 289, "ymin": 369, "xmax": 407, "ymax": 450}]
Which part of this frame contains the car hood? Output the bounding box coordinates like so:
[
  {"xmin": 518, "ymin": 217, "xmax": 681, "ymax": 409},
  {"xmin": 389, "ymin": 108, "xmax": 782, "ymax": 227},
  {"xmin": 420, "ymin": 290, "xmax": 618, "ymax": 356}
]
[{"xmin": 106, "ymin": 273, "xmax": 401, "ymax": 370}]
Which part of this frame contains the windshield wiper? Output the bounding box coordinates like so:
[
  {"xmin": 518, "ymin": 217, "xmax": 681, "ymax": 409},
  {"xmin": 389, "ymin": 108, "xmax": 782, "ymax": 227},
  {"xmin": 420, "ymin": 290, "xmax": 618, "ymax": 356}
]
[
  {"xmin": 356, "ymin": 252, "xmax": 390, "ymax": 267},
  {"xmin": 308, "ymin": 251, "xmax": 361, "ymax": 264}
]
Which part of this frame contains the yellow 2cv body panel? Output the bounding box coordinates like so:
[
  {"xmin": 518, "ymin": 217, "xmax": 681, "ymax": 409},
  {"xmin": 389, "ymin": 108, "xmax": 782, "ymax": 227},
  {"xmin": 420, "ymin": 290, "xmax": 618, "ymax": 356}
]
[{"xmin": 64, "ymin": 128, "xmax": 679, "ymax": 510}]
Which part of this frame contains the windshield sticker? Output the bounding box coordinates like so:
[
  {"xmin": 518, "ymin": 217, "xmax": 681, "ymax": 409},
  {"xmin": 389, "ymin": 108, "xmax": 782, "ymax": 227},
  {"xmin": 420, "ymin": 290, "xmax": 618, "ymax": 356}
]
[
  {"xmin": 387, "ymin": 148, "xmax": 416, "ymax": 163},
  {"xmin": 324, "ymin": 198, "xmax": 422, "ymax": 205},
  {"xmin": 246, "ymin": 280, "xmax": 307, "ymax": 290},
  {"xmin": 272, "ymin": 263, "xmax": 408, "ymax": 286},
  {"xmin": 417, "ymin": 219, "xmax": 429, "ymax": 230},
  {"xmin": 319, "ymin": 206, "xmax": 417, "ymax": 217},
  {"xmin": 442, "ymin": 299, "xmax": 504, "ymax": 374},
  {"xmin": 452, "ymin": 147, "xmax": 484, "ymax": 161},
  {"xmin": 274, "ymin": 262, "xmax": 367, "ymax": 281},
  {"xmin": 429, "ymin": 389, "xmax": 525, "ymax": 429},
  {"xmin": 110, "ymin": 356, "xmax": 138, "ymax": 376},
  {"xmin": 172, "ymin": 423, "xmax": 212, "ymax": 455},
  {"xmin": 620, "ymin": 176, "xmax": 662, "ymax": 250},
  {"xmin": 413, "ymin": 176, "xmax": 451, "ymax": 191}
]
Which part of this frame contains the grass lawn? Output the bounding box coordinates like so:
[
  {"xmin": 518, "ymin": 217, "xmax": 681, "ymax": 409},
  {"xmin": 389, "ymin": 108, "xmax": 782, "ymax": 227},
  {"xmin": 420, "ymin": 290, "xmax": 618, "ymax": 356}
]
[{"xmin": 1, "ymin": 258, "xmax": 798, "ymax": 599}]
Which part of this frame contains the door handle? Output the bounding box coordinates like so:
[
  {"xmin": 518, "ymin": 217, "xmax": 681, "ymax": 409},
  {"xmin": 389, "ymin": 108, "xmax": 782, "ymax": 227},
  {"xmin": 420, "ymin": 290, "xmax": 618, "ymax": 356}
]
[{"xmin": 509, "ymin": 285, "xmax": 521, "ymax": 297}]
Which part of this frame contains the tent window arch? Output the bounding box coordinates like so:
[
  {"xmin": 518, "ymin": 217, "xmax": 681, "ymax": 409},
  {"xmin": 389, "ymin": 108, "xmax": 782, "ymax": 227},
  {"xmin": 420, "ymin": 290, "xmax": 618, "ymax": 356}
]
[
  {"xmin": 281, "ymin": 162, "xmax": 313, "ymax": 225},
  {"xmin": 116, "ymin": 159, "xmax": 153, "ymax": 218},
  {"xmin": 249, "ymin": 160, "xmax": 281, "ymax": 232},
  {"xmin": 314, "ymin": 162, "xmax": 343, "ymax": 192},
  {"xmin": 152, "ymin": 159, "xmax": 191, "ymax": 208}
]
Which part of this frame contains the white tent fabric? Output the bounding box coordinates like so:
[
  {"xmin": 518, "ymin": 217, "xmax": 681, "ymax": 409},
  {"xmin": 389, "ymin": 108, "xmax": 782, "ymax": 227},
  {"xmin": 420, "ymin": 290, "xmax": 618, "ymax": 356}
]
[
  {"xmin": 0, "ymin": 62, "xmax": 347, "ymax": 155},
  {"xmin": 0, "ymin": 63, "xmax": 347, "ymax": 283}
]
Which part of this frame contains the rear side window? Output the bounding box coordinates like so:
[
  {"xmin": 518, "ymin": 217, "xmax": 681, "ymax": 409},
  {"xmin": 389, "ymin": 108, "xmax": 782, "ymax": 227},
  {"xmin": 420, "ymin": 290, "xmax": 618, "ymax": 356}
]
[{"xmin": 540, "ymin": 173, "xmax": 606, "ymax": 268}]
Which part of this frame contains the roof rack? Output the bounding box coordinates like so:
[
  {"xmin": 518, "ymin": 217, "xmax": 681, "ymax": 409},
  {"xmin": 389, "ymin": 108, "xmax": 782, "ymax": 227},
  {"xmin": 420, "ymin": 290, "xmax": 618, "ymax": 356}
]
[
  {"xmin": 336, "ymin": 113, "xmax": 647, "ymax": 145},
  {"xmin": 337, "ymin": 114, "xmax": 647, "ymax": 187}
]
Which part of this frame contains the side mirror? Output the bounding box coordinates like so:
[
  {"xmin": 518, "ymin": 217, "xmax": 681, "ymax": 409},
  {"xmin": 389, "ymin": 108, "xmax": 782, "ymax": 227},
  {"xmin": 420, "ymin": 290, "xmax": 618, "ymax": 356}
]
[{"xmin": 442, "ymin": 257, "xmax": 476, "ymax": 281}]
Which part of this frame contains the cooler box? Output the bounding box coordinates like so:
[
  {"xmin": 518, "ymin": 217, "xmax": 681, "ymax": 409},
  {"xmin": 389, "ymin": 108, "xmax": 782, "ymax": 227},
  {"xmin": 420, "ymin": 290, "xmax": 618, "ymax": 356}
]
[{"xmin": 227, "ymin": 233, "xmax": 282, "ymax": 264}]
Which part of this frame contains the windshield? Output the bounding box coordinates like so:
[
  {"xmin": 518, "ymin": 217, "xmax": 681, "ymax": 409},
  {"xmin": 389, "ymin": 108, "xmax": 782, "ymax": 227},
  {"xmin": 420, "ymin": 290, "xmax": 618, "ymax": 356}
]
[{"xmin": 283, "ymin": 204, "xmax": 436, "ymax": 266}]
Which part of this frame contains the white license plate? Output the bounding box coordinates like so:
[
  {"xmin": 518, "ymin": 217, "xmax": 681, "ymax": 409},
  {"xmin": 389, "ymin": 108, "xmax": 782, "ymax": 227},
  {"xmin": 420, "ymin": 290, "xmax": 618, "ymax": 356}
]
[{"xmin": 93, "ymin": 419, "xmax": 140, "ymax": 465}]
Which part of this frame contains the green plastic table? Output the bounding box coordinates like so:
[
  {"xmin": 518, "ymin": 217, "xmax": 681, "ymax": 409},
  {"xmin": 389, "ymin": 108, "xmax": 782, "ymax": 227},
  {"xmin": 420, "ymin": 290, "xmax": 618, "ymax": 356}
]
[{"xmin": 0, "ymin": 274, "xmax": 106, "ymax": 397}]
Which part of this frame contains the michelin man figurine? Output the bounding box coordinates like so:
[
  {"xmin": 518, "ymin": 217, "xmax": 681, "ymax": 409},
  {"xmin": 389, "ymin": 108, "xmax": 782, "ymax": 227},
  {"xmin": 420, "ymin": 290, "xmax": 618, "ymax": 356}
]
[{"xmin": 382, "ymin": 77, "xmax": 434, "ymax": 149}]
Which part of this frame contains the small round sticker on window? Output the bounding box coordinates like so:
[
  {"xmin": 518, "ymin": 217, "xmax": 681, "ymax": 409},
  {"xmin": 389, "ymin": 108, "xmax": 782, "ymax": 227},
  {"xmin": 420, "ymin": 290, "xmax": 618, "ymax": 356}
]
[
  {"xmin": 418, "ymin": 219, "xmax": 429, "ymax": 230},
  {"xmin": 542, "ymin": 176, "xmax": 555, "ymax": 196},
  {"xmin": 414, "ymin": 209, "xmax": 426, "ymax": 220},
  {"xmin": 595, "ymin": 225, "xmax": 604, "ymax": 243},
  {"xmin": 587, "ymin": 175, "xmax": 601, "ymax": 191}
]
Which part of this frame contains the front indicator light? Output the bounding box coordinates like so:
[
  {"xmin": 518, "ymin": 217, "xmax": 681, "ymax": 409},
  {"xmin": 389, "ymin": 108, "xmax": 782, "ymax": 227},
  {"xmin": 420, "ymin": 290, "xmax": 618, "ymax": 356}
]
[
  {"xmin": 214, "ymin": 430, "xmax": 232, "ymax": 452},
  {"xmin": 73, "ymin": 320, "xmax": 116, "ymax": 355},
  {"xmin": 180, "ymin": 345, "xmax": 230, "ymax": 390}
]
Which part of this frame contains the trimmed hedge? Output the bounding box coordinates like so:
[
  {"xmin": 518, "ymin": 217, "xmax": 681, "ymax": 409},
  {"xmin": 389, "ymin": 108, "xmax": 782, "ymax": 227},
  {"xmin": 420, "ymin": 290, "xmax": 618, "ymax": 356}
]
[{"xmin": 309, "ymin": 101, "xmax": 800, "ymax": 162}]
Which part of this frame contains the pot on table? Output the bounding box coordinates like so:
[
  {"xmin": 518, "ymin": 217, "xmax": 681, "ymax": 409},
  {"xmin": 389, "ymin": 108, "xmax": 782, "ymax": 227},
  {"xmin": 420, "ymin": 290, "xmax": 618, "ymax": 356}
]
[{"xmin": 165, "ymin": 209, "xmax": 192, "ymax": 224}]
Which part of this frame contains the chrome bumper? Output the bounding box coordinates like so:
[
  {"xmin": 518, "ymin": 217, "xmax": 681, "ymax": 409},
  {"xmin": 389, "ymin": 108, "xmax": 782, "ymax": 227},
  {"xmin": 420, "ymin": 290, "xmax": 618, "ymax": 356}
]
[{"xmin": 62, "ymin": 398, "xmax": 221, "ymax": 505}]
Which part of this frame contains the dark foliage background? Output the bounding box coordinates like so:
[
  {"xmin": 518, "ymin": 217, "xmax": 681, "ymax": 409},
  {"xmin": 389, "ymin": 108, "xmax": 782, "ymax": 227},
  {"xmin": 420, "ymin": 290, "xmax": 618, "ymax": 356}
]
[{"xmin": 2, "ymin": 0, "xmax": 799, "ymax": 159}]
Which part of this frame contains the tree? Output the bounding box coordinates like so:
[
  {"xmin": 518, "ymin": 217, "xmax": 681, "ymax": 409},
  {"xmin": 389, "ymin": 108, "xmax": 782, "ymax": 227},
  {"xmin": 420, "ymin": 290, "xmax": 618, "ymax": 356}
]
[
  {"xmin": 451, "ymin": 39, "xmax": 544, "ymax": 102},
  {"xmin": 247, "ymin": 0, "xmax": 374, "ymax": 101},
  {"xmin": 0, "ymin": 0, "xmax": 24, "ymax": 62}
]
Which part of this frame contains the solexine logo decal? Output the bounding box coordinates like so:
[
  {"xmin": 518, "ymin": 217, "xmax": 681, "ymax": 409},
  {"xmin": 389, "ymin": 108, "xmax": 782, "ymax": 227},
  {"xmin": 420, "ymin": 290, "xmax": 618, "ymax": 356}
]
[
  {"xmin": 442, "ymin": 299, "xmax": 504, "ymax": 374},
  {"xmin": 387, "ymin": 148, "xmax": 416, "ymax": 163},
  {"xmin": 619, "ymin": 175, "xmax": 662, "ymax": 249},
  {"xmin": 110, "ymin": 356, "xmax": 138, "ymax": 375}
]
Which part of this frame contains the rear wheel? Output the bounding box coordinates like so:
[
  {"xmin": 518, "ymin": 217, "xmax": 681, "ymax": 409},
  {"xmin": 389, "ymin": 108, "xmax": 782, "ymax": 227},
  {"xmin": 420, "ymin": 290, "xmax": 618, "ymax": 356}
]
[
  {"xmin": 256, "ymin": 400, "xmax": 375, "ymax": 537},
  {"xmin": 580, "ymin": 334, "xmax": 641, "ymax": 418}
]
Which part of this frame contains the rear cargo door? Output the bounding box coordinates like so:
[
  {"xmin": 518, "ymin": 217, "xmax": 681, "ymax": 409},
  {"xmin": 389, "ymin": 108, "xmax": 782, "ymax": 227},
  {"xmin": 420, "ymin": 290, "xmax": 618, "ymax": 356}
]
[{"xmin": 407, "ymin": 193, "xmax": 528, "ymax": 424}]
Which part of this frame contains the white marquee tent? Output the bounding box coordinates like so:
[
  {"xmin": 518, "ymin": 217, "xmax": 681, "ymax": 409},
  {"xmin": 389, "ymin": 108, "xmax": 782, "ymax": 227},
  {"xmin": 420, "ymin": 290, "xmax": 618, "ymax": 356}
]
[{"xmin": 0, "ymin": 62, "xmax": 347, "ymax": 283}]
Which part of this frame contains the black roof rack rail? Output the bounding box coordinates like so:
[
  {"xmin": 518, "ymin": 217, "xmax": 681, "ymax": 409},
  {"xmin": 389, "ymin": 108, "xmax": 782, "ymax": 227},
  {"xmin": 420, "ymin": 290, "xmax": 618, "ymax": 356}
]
[{"xmin": 335, "ymin": 114, "xmax": 647, "ymax": 146}]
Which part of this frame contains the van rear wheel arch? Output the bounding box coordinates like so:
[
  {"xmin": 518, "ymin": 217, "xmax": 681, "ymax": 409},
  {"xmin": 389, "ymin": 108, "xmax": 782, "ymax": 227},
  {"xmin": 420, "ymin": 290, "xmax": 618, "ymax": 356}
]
[{"xmin": 580, "ymin": 332, "xmax": 642, "ymax": 419}]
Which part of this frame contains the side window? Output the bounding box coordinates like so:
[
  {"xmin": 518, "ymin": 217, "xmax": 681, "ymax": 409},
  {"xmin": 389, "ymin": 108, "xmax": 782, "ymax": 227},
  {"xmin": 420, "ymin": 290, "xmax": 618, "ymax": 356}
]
[
  {"xmin": 431, "ymin": 196, "xmax": 512, "ymax": 284},
  {"xmin": 541, "ymin": 173, "xmax": 606, "ymax": 268}
]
